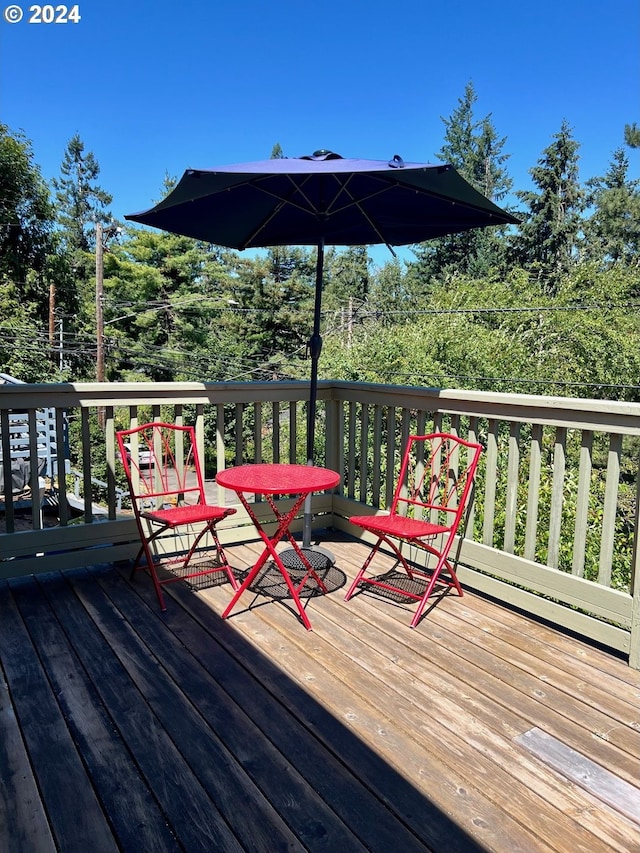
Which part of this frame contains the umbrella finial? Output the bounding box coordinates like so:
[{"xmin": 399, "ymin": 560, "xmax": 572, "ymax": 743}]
[
  {"xmin": 302, "ymin": 150, "xmax": 343, "ymax": 161},
  {"xmin": 389, "ymin": 154, "xmax": 404, "ymax": 168}
]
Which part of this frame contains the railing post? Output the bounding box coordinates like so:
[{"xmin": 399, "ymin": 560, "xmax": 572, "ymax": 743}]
[
  {"xmin": 629, "ymin": 462, "xmax": 640, "ymax": 670},
  {"xmin": 630, "ymin": 578, "xmax": 640, "ymax": 670}
]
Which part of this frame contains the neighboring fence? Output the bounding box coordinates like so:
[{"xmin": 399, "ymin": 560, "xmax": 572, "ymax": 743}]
[{"xmin": 1, "ymin": 380, "xmax": 638, "ymax": 667}]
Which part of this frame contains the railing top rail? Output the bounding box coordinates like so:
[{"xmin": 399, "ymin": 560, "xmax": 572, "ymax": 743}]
[
  {"xmin": 329, "ymin": 381, "xmax": 640, "ymax": 434},
  {"xmin": 2, "ymin": 380, "xmax": 640, "ymax": 434}
]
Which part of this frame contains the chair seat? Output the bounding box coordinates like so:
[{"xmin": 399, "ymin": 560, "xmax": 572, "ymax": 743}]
[
  {"xmin": 142, "ymin": 504, "xmax": 237, "ymax": 528},
  {"xmin": 350, "ymin": 513, "xmax": 448, "ymax": 539}
]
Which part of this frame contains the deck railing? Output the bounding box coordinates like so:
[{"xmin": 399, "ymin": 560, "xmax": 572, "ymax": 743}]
[{"xmin": 1, "ymin": 380, "xmax": 639, "ymax": 667}]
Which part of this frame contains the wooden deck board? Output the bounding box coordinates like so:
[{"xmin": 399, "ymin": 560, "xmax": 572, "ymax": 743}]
[
  {"xmin": 212, "ymin": 565, "xmax": 635, "ymax": 853},
  {"xmin": 0, "ymin": 533, "xmax": 639, "ymax": 853}
]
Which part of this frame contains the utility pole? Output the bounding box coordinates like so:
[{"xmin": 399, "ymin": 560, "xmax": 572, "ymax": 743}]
[
  {"xmin": 95, "ymin": 221, "xmax": 105, "ymax": 428},
  {"xmin": 48, "ymin": 282, "xmax": 56, "ymax": 363},
  {"xmin": 95, "ymin": 222, "xmax": 105, "ymax": 382}
]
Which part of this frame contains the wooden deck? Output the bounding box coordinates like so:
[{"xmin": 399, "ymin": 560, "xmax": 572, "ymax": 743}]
[{"xmin": 1, "ymin": 533, "xmax": 639, "ymax": 853}]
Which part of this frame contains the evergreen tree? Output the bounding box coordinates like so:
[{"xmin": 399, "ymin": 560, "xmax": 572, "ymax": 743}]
[
  {"xmin": 103, "ymin": 225, "xmax": 237, "ymax": 381},
  {"xmin": 624, "ymin": 123, "xmax": 640, "ymax": 148},
  {"xmin": 367, "ymin": 258, "xmax": 408, "ymax": 326},
  {"xmin": 411, "ymin": 81, "xmax": 512, "ymax": 280},
  {"xmin": 323, "ymin": 246, "xmax": 370, "ymax": 312},
  {"xmin": 511, "ymin": 120, "xmax": 585, "ymax": 293},
  {"xmin": 52, "ymin": 133, "xmax": 113, "ymax": 252},
  {"xmin": 583, "ymin": 147, "xmax": 640, "ymax": 266}
]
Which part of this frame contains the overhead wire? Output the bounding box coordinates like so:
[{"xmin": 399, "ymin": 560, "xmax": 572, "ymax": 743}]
[{"xmin": 5, "ymin": 295, "xmax": 640, "ymax": 392}]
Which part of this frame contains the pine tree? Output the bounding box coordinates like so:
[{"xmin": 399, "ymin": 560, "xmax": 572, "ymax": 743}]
[
  {"xmin": 624, "ymin": 123, "xmax": 640, "ymax": 148},
  {"xmin": 52, "ymin": 134, "xmax": 113, "ymax": 252},
  {"xmin": 323, "ymin": 246, "xmax": 370, "ymax": 312},
  {"xmin": 511, "ymin": 120, "xmax": 585, "ymax": 293},
  {"xmin": 411, "ymin": 81, "xmax": 512, "ymax": 280},
  {"xmin": 583, "ymin": 148, "xmax": 640, "ymax": 266},
  {"xmin": 0, "ymin": 124, "xmax": 81, "ymax": 379}
]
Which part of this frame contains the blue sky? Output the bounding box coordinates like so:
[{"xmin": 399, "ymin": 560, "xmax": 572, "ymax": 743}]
[{"xmin": 1, "ymin": 0, "xmax": 638, "ymax": 264}]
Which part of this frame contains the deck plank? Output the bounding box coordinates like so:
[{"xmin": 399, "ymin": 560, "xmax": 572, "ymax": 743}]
[
  {"xmin": 11, "ymin": 573, "xmax": 181, "ymax": 853},
  {"xmin": 312, "ymin": 587, "xmax": 640, "ymax": 852},
  {"xmin": 101, "ymin": 564, "xmax": 435, "ymax": 853},
  {"xmin": 0, "ymin": 578, "xmax": 118, "ymax": 853},
  {"xmin": 87, "ymin": 563, "xmax": 383, "ymax": 853},
  {"xmin": 39, "ymin": 569, "xmax": 245, "ymax": 853},
  {"xmin": 210, "ymin": 567, "xmax": 633, "ymax": 853},
  {"xmin": 0, "ymin": 534, "xmax": 639, "ymax": 853},
  {"xmin": 0, "ymin": 585, "xmax": 56, "ymax": 853}
]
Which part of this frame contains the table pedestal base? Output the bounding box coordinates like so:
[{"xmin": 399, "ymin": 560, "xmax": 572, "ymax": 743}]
[{"xmin": 278, "ymin": 545, "xmax": 335, "ymax": 574}]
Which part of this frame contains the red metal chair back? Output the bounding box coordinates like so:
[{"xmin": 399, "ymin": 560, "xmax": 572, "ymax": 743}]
[
  {"xmin": 116, "ymin": 422, "xmax": 206, "ymax": 514},
  {"xmin": 391, "ymin": 432, "xmax": 482, "ymax": 533}
]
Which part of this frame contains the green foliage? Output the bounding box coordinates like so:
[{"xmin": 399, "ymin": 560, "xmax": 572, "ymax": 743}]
[
  {"xmin": 322, "ymin": 264, "xmax": 640, "ymax": 400},
  {"xmin": 624, "ymin": 123, "xmax": 640, "ymax": 148},
  {"xmin": 0, "ymin": 123, "xmax": 55, "ymax": 285}
]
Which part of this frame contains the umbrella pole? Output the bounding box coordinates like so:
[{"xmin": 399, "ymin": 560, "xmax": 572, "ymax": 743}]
[{"xmin": 303, "ymin": 240, "xmax": 324, "ymax": 548}]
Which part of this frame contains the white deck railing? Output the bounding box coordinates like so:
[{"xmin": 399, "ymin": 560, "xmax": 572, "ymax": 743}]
[{"xmin": 1, "ymin": 380, "xmax": 638, "ymax": 667}]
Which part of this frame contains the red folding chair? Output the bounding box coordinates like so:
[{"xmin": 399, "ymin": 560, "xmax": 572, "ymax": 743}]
[
  {"xmin": 116, "ymin": 422, "xmax": 238, "ymax": 610},
  {"xmin": 346, "ymin": 433, "xmax": 483, "ymax": 627}
]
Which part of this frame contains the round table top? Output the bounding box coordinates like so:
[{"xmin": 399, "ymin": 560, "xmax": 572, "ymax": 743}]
[{"xmin": 216, "ymin": 463, "xmax": 340, "ymax": 496}]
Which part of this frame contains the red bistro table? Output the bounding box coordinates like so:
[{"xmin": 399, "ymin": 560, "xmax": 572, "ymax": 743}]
[{"xmin": 215, "ymin": 463, "xmax": 341, "ymax": 630}]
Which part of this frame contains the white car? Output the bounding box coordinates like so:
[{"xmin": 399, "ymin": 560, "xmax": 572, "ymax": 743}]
[{"xmin": 122, "ymin": 442, "xmax": 155, "ymax": 468}]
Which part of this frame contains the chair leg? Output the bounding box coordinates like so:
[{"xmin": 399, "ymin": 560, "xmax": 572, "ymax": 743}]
[
  {"xmin": 410, "ymin": 555, "xmax": 464, "ymax": 629},
  {"xmin": 344, "ymin": 536, "xmax": 384, "ymax": 600},
  {"xmin": 347, "ymin": 532, "xmax": 464, "ymax": 628},
  {"xmin": 208, "ymin": 526, "xmax": 240, "ymax": 591},
  {"xmin": 130, "ymin": 524, "xmax": 167, "ymax": 611}
]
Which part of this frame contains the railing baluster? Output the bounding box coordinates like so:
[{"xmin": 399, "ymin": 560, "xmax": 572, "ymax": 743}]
[
  {"xmin": 81, "ymin": 409, "xmax": 93, "ymax": 524},
  {"xmin": 55, "ymin": 407, "xmax": 69, "ymax": 526},
  {"xmin": 385, "ymin": 406, "xmax": 395, "ymax": 509},
  {"xmin": 289, "ymin": 401, "xmax": 297, "ymax": 464},
  {"xmin": 372, "ymin": 405, "xmax": 382, "ymax": 508},
  {"xmin": 548, "ymin": 427, "xmax": 567, "ymax": 569},
  {"xmin": 504, "ymin": 422, "xmax": 520, "ymax": 554},
  {"xmin": 272, "ymin": 401, "xmax": 280, "ymax": 464},
  {"xmin": 572, "ymin": 430, "xmax": 593, "ymax": 577},
  {"xmin": 524, "ymin": 423, "xmax": 543, "ymax": 562},
  {"xmin": 105, "ymin": 406, "xmax": 116, "ymax": 521},
  {"xmin": 1, "ymin": 409, "xmax": 14, "ymax": 533},
  {"xmin": 359, "ymin": 403, "xmax": 369, "ymax": 503},
  {"xmin": 483, "ymin": 419, "xmax": 498, "ymax": 547},
  {"xmin": 599, "ymin": 433, "xmax": 621, "ymax": 587},
  {"xmin": 234, "ymin": 403, "xmax": 243, "ymax": 465}
]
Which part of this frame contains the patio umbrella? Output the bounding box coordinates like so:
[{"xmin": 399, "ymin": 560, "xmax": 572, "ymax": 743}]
[{"xmin": 126, "ymin": 150, "xmax": 519, "ymax": 546}]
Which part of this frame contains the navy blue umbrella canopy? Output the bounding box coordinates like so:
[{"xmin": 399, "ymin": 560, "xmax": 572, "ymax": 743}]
[
  {"xmin": 126, "ymin": 151, "xmax": 518, "ymax": 546},
  {"xmin": 126, "ymin": 151, "xmax": 518, "ymax": 249}
]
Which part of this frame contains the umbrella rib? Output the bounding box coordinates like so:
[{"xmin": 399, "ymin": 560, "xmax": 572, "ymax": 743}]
[
  {"xmin": 327, "ymin": 177, "xmax": 396, "ymax": 254},
  {"xmin": 238, "ymin": 175, "xmax": 321, "ymax": 249}
]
